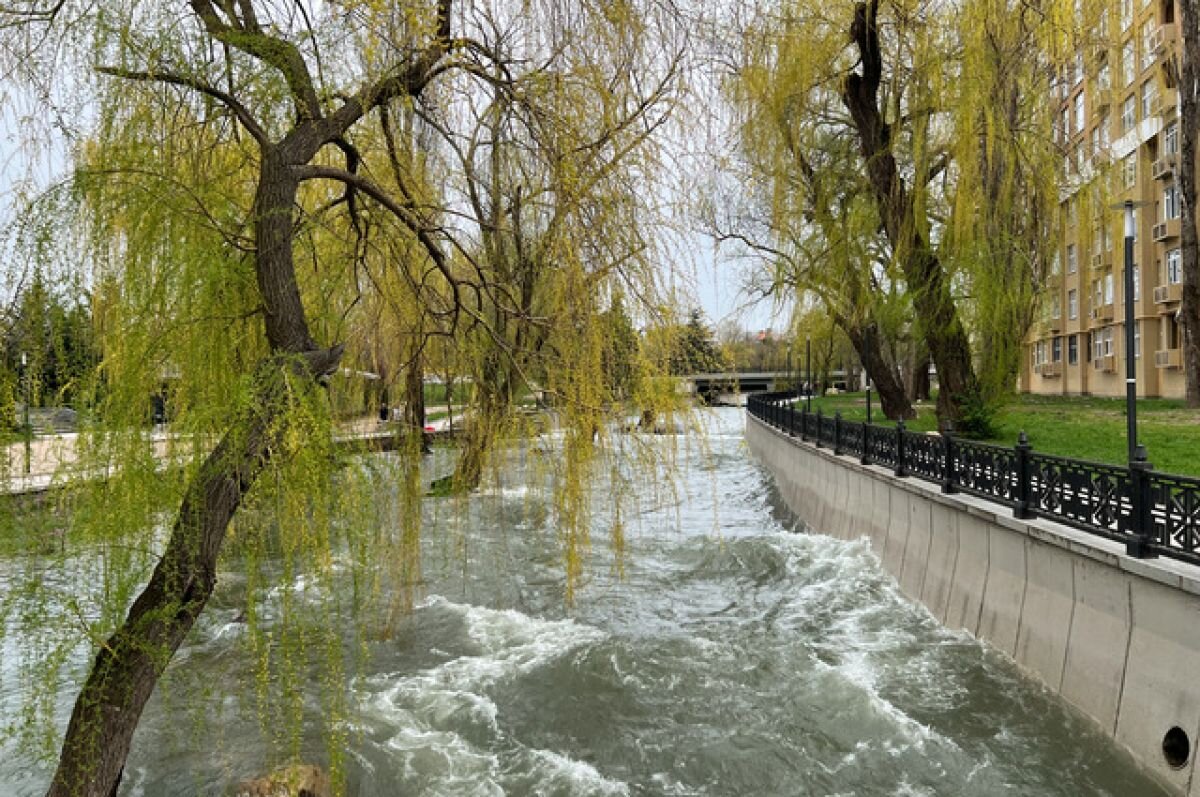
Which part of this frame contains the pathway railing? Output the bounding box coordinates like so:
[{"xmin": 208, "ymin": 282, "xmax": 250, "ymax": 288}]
[{"xmin": 747, "ymin": 391, "xmax": 1200, "ymax": 567}]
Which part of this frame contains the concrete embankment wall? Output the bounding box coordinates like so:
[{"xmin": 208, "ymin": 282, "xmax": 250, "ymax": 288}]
[{"xmin": 746, "ymin": 414, "xmax": 1200, "ymax": 796}]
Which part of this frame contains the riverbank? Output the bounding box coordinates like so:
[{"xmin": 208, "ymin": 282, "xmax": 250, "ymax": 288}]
[{"xmin": 798, "ymin": 393, "xmax": 1200, "ymax": 476}]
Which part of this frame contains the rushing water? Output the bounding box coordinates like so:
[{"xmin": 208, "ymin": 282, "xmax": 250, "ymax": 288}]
[{"xmin": 0, "ymin": 409, "xmax": 1172, "ymax": 796}]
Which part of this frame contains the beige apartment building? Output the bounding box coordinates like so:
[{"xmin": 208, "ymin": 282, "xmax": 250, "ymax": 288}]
[{"xmin": 1022, "ymin": 0, "xmax": 1196, "ymax": 398}]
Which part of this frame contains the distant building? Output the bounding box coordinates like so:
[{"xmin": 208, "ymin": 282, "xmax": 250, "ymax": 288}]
[{"xmin": 1022, "ymin": 0, "xmax": 1196, "ymax": 398}]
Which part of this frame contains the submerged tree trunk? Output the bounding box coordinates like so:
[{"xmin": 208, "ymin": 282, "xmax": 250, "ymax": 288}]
[
  {"xmin": 452, "ymin": 382, "xmax": 509, "ymax": 492},
  {"xmin": 1179, "ymin": 0, "xmax": 1200, "ymax": 406}
]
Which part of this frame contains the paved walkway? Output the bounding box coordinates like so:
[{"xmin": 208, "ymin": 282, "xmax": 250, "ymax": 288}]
[{"xmin": 1, "ymin": 414, "xmax": 463, "ymax": 496}]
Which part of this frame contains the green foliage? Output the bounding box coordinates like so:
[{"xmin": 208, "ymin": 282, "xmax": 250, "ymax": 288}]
[
  {"xmin": 669, "ymin": 309, "xmax": 727, "ymax": 375},
  {"xmin": 953, "ymin": 387, "xmax": 1000, "ymax": 440}
]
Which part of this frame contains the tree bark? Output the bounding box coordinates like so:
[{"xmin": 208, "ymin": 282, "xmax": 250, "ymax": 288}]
[
  {"xmin": 1178, "ymin": 0, "xmax": 1200, "ymax": 406},
  {"xmin": 908, "ymin": 349, "xmax": 932, "ymax": 403},
  {"xmin": 840, "ymin": 0, "xmax": 979, "ymax": 424},
  {"xmin": 47, "ymin": 135, "xmax": 341, "ymax": 797},
  {"xmin": 45, "ymin": 353, "xmax": 339, "ymax": 797},
  {"xmin": 835, "ymin": 316, "xmax": 915, "ymax": 419}
]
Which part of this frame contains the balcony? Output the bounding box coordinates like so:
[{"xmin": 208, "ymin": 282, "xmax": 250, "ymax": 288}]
[
  {"xmin": 1155, "ymin": 348, "xmax": 1182, "ymax": 369},
  {"xmin": 1036, "ymin": 362, "xmax": 1063, "ymax": 378},
  {"xmin": 1090, "ymin": 303, "xmax": 1115, "ymax": 323},
  {"xmin": 1091, "ymin": 252, "xmax": 1113, "ymax": 270},
  {"xmin": 1150, "ymin": 23, "xmax": 1177, "ymax": 56},
  {"xmin": 1093, "ymin": 354, "xmax": 1117, "ymax": 372},
  {"xmin": 1154, "ymin": 282, "xmax": 1183, "ymax": 309},
  {"xmin": 1152, "ymin": 88, "xmax": 1179, "ymax": 118},
  {"xmin": 1152, "ymin": 153, "xmax": 1177, "ymax": 180},
  {"xmin": 1153, "ymin": 218, "xmax": 1181, "ymax": 242},
  {"xmin": 1092, "ymin": 87, "xmax": 1114, "ymax": 112}
]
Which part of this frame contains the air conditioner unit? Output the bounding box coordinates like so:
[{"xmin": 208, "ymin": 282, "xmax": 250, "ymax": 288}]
[
  {"xmin": 1154, "ymin": 284, "xmax": 1182, "ymax": 305},
  {"xmin": 1155, "ymin": 349, "xmax": 1182, "ymax": 369}
]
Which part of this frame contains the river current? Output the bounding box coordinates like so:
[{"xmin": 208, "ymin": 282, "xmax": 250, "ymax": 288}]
[{"xmin": 0, "ymin": 408, "xmax": 1171, "ymax": 795}]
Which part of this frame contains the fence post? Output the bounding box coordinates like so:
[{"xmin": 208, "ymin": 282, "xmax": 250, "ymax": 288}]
[
  {"xmin": 941, "ymin": 421, "xmax": 956, "ymax": 494},
  {"xmin": 814, "ymin": 409, "xmax": 823, "ymax": 448},
  {"xmin": 834, "ymin": 412, "xmax": 842, "ymax": 455},
  {"xmin": 800, "ymin": 406, "xmax": 808, "ymax": 440},
  {"xmin": 860, "ymin": 421, "xmax": 871, "ymax": 466},
  {"xmin": 1127, "ymin": 445, "xmax": 1157, "ymax": 558},
  {"xmin": 1014, "ymin": 431, "xmax": 1033, "ymax": 519},
  {"xmin": 894, "ymin": 420, "xmax": 906, "ymax": 478}
]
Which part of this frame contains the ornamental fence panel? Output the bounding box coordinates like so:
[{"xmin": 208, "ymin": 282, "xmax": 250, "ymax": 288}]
[{"xmin": 744, "ymin": 392, "xmax": 1199, "ymax": 567}]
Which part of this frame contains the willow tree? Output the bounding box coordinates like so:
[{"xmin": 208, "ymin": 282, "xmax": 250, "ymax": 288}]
[
  {"xmin": 433, "ymin": 5, "xmax": 680, "ymax": 492},
  {"xmin": 943, "ymin": 0, "xmax": 1059, "ymax": 403},
  {"xmin": 723, "ymin": 0, "xmax": 1061, "ymax": 426},
  {"xmin": 0, "ymin": 2, "xmax": 682, "ymax": 795},
  {"xmin": 712, "ymin": 78, "xmax": 917, "ymax": 418}
]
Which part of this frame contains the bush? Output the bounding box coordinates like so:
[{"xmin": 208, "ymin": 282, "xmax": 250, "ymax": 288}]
[{"xmin": 955, "ymin": 388, "xmax": 998, "ymax": 439}]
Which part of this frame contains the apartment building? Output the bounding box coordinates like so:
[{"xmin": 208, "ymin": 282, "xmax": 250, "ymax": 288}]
[{"xmin": 1022, "ymin": 0, "xmax": 1196, "ymax": 398}]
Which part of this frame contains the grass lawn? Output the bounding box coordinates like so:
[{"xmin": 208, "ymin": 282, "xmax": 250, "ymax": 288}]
[{"xmin": 788, "ymin": 392, "xmax": 1200, "ymax": 478}]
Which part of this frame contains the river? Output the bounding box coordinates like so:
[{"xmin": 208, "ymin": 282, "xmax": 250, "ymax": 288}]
[{"xmin": 0, "ymin": 408, "xmax": 1171, "ymax": 795}]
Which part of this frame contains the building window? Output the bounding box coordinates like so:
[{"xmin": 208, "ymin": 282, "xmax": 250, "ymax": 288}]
[
  {"xmin": 1052, "ymin": 293, "xmax": 1062, "ymax": 318},
  {"xmin": 1121, "ymin": 0, "xmax": 1133, "ymax": 30},
  {"xmin": 1122, "ymin": 93, "xmax": 1137, "ymax": 131},
  {"xmin": 1099, "ymin": 113, "xmax": 1111, "ymax": 148},
  {"xmin": 1069, "ymin": 334, "xmax": 1079, "ymax": 365},
  {"xmin": 1122, "ymin": 153, "xmax": 1137, "ymax": 188},
  {"xmin": 1068, "ymin": 244, "xmax": 1078, "ymax": 273},
  {"xmin": 1074, "ymin": 92, "xmax": 1085, "ymax": 133},
  {"xmin": 1098, "ymin": 62, "xmax": 1112, "ymax": 90},
  {"xmin": 1061, "ymin": 108, "xmax": 1071, "ymax": 142},
  {"xmin": 1069, "ymin": 288, "xmax": 1079, "ymax": 319},
  {"xmin": 1123, "ymin": 40, "xmax": 1136, "ymax": 85},
  {"xmin": 1141, "ymin": 80, "xmax": 1156, "ymax": 119},
  {"xmin": 1095, "ymin": 327, "xmax": 1114, "ymax": 358},
  {"xmin": 1105, "ymin": 272, "xmax": 1114, "ymax": 304},
  {"xmin": 1035, "ymin": 340, "xmax": 1047, "ymax": 366},
  {"xmin": 1053, "ymin": 336, "xmax": 1063, "ymax": 362},
  {"xmin": 1165, "ymin": 122, "xmax": 1179, "ymax": 155},
  {"xmin": 1141, "ymin": 19, "xmax": 1156, "ymax": 70},
  {"xmin": 1132, "ymin": 265, "xmax": 1140, "ymax": 301},
  {"xmin": 1134, "ymin": 321, "xmax": 1141, "ymax": 359},
  {"xmin": 1164, "ymin": 184, "xmax": 1180, "ymax": 219},
  {"xmin": 1167, "ymin": 248, "xmax": 1182, "ymax": 284}
]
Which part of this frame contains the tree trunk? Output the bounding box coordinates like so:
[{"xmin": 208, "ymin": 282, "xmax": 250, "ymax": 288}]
[
  {"xmin": 1179, "ymin": 0, "xmax": 1200, "ymax": 406},
  {"xmin": 908, "ymin": 349, "xmax": 932, "ymax": 402},
  {"xmin": 844, "ymin": 323, "xmax": 915, "ymax": 420},
  {"xmin": 841, "ymin": 0, "xmax": 978, "ymax": 425},
  {"xmin": 404, "ymin": 357, "xmax": 426, "ymax": 431},
  {"xmin": 452, "ymin": 391, "xmax": 506, "ymax": 492},
  {"xmin": 46, "ymin": 142, "xmax": 345, "ymax": 797},
  {"xmin": 45, "ymin": 351, "xmax": 341, "ymax": 797}
]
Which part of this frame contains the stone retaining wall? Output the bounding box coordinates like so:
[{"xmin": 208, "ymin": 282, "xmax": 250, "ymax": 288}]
[{"xmin": 747, "ymin": 414, "xmax": 1200, "ymax": 795}]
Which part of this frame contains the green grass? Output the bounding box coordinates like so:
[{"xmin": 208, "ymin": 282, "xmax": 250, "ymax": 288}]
[{"xmin": 789, "ymin": 392, "xmax": 1200, "ymax": 477}]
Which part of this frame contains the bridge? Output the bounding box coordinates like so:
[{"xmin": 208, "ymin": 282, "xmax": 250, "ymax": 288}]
[{"xmin": 684, "ymin": 369, "xmax": 860, "ymax": 406}]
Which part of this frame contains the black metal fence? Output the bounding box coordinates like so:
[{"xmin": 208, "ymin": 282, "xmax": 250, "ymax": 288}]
[{"xmin": 747, "ymin": 391, "xmax": 1200, "ymax": 567}]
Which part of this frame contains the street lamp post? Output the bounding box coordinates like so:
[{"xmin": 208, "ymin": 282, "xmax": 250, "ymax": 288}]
[
  {"xmin": 864, "ymin": 326, "xmax": 873, "ymax": 425},
  {"xmin": 1115, "ymin": 199, "xmax": 1147, "ymax": 463},
  {"xmin": 805, "ymin": 337, "xmax": 812, "ymax": 413},
  {"xmin": 21, "ymin": 351, "xmax": 30, "ymax": 475}
]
